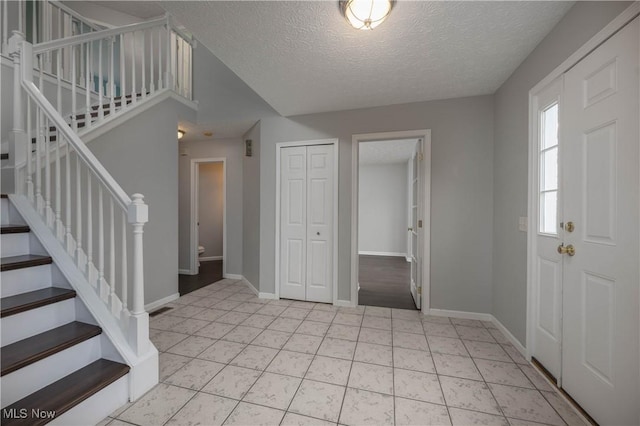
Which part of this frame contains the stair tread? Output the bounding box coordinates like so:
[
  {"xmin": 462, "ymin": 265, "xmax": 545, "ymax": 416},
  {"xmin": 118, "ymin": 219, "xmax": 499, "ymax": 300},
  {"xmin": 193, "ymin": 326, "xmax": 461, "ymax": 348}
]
[
  {"xmin": 1, "ymin": 287, "xmax": 76, "ymax": 318},
  {"xmin": 1, "ymin": 153, "xmax": 8, "ymax": 160},
  {"xmin": 0, "ymin": 224, "xmax": 30, "ymax": 234},
  {"xmin": 0, "ymin": 255, "xmax": 53, "ymax": 272},
  {"xmin": 1, "ymin": 321, "xmax": 102, "ymax": 376},
  {"xmin": 1, "ymin": 359, "xmax": 129, "ymax": 426}
]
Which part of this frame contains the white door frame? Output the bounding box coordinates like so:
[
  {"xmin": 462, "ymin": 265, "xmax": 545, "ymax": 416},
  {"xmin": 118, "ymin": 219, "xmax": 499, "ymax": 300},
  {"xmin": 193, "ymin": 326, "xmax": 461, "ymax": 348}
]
[
  {"xmin": 526, "ymin": 3, "xmax": 640, "ymax": 359},
  {"xmin": 275, "ymin": 139, "xmax": 339, "ymax": 303},
  {"xmin": 190, "ymin": 157, "xmax": 227, "ymax": 276},
  {"xmin": 351, "ymin": 130, "xmax": 432, "ymax": 312}
]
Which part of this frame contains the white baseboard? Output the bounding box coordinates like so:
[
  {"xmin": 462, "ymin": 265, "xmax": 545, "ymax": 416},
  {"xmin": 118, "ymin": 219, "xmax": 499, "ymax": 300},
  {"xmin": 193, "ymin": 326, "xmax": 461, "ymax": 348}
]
[
  {"xmin": 491, "ymin": 315, "xmax": 527, "ymax": 357},
  {"xmin": 178, "ymin": 269, "xmax": 194, "ymax": 275},
  {"xmin": 241, "ymin": 278, "xmax": 259, "ymax": 296},
  {"xmin": 258, "ymin": 292, "xmax": 278, "ymax": 300},
  {"xmin": 200, "ymin": 256, "xmax": 223, "ymax": 261},
  {"xmin": 334, "ymin": 299, "xmax": 357, "ymax": 308},
  {"xmin": 358, "ymin": 251, "xmax": 407, "ymax": 257},
  {"xmin": 427, "ymin": 308, "xmax": 527, "ymax": 358},
  {"xmin": 428, "ymin": 308, "xmax": 493, "ymax": 322},
  {"xmin": 224, "ymin": 273, "xmax": 243, "ymax": 280},
  {"xmin": 405, "ymin": 256, "xmax": 411, "ymax": 262},
  {"xmin": 145, "ymin": 293, "xmax": 180, "ymax": 312}
]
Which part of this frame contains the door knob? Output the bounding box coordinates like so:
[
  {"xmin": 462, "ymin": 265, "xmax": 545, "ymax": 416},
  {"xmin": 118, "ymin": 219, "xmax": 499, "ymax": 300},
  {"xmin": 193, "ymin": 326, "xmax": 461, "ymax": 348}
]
[
  {"xmin": 317, "ymin": 232, "xmax": 320, "ymax": 236},
  {"xmin": 557, "ymin": 244, "xmax": 575, "ymax": 256}
]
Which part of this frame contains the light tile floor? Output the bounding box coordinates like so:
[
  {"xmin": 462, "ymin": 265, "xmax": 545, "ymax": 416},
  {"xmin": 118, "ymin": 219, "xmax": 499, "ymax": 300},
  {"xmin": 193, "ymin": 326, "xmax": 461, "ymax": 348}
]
[{"xmin": 100, "ymin": 279, "xmax": 587, "ymax": 426}]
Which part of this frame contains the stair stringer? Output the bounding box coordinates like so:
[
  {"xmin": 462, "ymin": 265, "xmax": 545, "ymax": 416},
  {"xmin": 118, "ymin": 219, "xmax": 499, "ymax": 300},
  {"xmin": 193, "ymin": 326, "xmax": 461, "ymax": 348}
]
[{"xmin": 8, "ymin": 194, "xmax": 159, "ymax": 401}]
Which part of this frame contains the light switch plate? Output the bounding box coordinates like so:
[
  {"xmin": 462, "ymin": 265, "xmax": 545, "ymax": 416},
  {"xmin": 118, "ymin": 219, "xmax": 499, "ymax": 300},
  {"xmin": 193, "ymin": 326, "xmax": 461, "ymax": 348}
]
[{"xmin": 518, "ymin": 217, "xmax": 528, "ymax": 232}]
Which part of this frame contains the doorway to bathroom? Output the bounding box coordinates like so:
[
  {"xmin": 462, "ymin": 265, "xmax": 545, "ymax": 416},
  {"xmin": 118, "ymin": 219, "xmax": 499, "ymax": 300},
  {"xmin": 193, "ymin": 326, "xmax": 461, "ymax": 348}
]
[{"xmin": 180, "ymin": 157, "xmax": 227, "ymax": 295}]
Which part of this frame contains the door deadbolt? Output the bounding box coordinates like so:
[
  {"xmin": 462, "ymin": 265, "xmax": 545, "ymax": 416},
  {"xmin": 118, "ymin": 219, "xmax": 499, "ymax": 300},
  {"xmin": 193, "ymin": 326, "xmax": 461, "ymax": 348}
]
[{"xmin": 565, "ymin": 221, "xmax": 575, "ymax": 233}]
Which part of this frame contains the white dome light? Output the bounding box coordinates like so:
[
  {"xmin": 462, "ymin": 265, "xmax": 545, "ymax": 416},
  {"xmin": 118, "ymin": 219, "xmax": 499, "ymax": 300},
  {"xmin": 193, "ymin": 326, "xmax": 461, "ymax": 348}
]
[{"xmin": 340, "ymin": 0, "xmax": 395, "ymax": 30}]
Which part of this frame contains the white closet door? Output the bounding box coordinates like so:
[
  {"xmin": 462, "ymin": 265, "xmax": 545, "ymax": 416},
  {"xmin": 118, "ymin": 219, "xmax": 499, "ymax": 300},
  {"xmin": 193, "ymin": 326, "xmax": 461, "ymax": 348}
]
[
  {"xmin": 279, "ymin": 144, "xmax": 334, "ymax": 303},
  {"xmin": 280, "ymin": 146, "xmax": 307, "ymax": 301},
  {"xmin": 562, "ymin": 17, "xmax": 639, "ymax": 425},
  {"xmin": 305, "ymin": 144, "xmax": 334, "ymax": 303}
]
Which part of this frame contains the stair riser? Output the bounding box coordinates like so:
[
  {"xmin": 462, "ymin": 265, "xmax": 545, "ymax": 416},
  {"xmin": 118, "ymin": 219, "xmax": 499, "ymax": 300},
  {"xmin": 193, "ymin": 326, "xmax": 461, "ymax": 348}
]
[
  {"xmin": 50, "ymin": 374, "xmax": 128, "ymax": 426},
  {"xmin": 1, "ymin": 299, "xmax": 76, "ymax": 346},
  {"xmin": 1, "ymin": 233, "xmax": 30, "ymax": 257},
  {"xmin": 0, "ymin": 336, "xmax": 102, "ymax": 408},
  {"xmin": 0, "ymin": 265, "xmax": 52, "ymax": 297}
]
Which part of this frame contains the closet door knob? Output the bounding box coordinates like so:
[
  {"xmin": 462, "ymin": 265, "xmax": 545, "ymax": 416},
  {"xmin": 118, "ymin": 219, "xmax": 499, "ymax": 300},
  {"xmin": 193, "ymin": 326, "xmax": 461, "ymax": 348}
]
[{"xmin": 316, "ymin": 232, "xmax": 320, "ymax": 236}]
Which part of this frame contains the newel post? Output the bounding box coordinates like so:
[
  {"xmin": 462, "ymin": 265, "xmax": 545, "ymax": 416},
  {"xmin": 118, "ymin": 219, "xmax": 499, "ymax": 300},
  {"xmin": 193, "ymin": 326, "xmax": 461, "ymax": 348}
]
[
  {"xmin": 5, "ymin": 31, "xmax": 27, "ymax": 195},
  {"xmin": 127, "ymin": 193, "xmax": 149, "ymax": 355}
]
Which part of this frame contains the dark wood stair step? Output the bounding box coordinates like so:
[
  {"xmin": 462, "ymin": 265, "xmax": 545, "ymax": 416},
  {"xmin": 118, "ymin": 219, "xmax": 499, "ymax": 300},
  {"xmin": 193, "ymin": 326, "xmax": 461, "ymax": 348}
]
[
  {"xmin": 1, "ymin": 153, "xmax": 8, "ymax": 160},
  {"xmin": 1, "ymin": 255, "xmax": 53, "ymax": 272},
  {"xmin": 1, "ymin": 359, "xmax": 129, "ymax": 426},
  {"xmin": 1, "ymin": 194, "xmax": 8, "ymax": 198},
  {"xmin": 1, "ymin": 224, "xmax": 30, "ymax": 234},
  {"xmin": 1, "ymin": 322, "xmax": 102, "ymax": 376},
  {"xmin": 1, "ymin": 287, "xmax": 76, "ymax": 318}
]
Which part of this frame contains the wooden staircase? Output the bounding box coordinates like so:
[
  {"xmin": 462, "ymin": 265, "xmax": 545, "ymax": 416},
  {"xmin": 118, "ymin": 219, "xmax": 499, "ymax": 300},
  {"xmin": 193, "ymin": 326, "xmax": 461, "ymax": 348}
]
[{"xmin": 0, "ymin": 196, "xmax": 130, "ymax": 425}]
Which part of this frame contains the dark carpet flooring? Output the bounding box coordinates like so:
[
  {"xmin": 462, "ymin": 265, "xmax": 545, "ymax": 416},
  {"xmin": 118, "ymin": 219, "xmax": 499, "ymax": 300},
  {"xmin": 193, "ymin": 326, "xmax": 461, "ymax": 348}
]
[
  {"xmin": 179, "ymin": 260, "xmax": 223, "ymax": 295},
  {"xmin": 358, "ymin": 255, "xmax": 418, "ymax": 310}
]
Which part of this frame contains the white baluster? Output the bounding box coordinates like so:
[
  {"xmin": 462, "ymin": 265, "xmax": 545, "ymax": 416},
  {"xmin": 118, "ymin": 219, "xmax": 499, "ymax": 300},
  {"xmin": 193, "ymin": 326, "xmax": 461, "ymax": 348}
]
[
  {"xmin": 131, "ymin": 32, "xmax": 136, "ymax": 104},
  {"xmin": 32, "ymin": 1, "xmax": 37, "ymax": 44},
  {"xmin": 35, "ymin": 110, "xmax": 42, "ymax": 213},
  {"xmin": 98, "ymin": 185, "xmax": 105, "ymax": 300},
  {"xmin": 165, "ymin": 19, "xmax": 172, "ymax": 90},
  {"xmin": 86, "ymin": 171, "xmax": 94, "ymax": 286},
  {"xmin": 26, "ymin": 97, "xmax": 33, "ymax": 202},
  {"xmin": 79, "ymin": 40, "xmax": 85, "ymax": 84},
  {"xmin": 121, "ymin": 210, "xmax": 128, "ymax": 314},
  {"xmin": 65, "ymin": 140, "xmax": 72, "ymax": 254},
  {"xmin": 75, "ymin": 154, "xmax": 83, "ymax": 268},
  {"xmin": 18, "ymin": 0, "xmax": 23, "ymax": 35},
  {"xmin": 55, "ymin": 128, "xmax": 62, "ymax": 240},
  {"xmin": 86, "ymin": 41, "xmax": 92, "ymax": 129},
  {"xmin": 3, "ymin": 1, "xmax": 9, "ymax": 53},
  {"xmin": 44, "ymin": 117, "xmax": 52, "ymax": 227},
  {"xmin": 120, "ymin": 34, "xmax": 125, "ymax": 110},
  {"xmin": 149, "ymin": 31, "xmax": 155, "ymax": 95},
  {"xmin": 109, "ymin": 37, "xmax": 115, "ymax": 114},
  {"xmin": 158, "ymin": 28, "xmax": 163, "ymax": 90},
  {"xmin": 110, "ymin": 200, "xmax": 116, "ymax": 307},
  {"xmin": 141, "ymin": 33, "xmax": 146, "ymax": 99},
  {"xmin": 71, "ymin": 44, "xmax": 77, "ymax": 131},
  {"xmin": 98, "ymin": 39, "xmax": 104, "ymax": 121},
  {"xmin": 56, "ymin": 49, "xmax": 62, "ymax": 114}
]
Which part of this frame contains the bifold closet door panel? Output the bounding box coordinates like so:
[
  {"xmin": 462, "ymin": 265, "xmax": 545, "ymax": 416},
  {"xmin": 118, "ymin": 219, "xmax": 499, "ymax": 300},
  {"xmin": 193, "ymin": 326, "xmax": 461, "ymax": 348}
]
[
  {"xmin": 305, "ymin": 144, "xmax": 334, "ymax": 303},
  {"xmin": 279, "ymin": 146, "xmax": 307, "ymax": 301}
]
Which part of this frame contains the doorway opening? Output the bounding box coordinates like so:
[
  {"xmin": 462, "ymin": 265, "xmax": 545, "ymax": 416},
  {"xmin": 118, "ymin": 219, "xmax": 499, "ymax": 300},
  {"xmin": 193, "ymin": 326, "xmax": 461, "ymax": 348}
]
[
  {"xmin": 180, "ymin": 157, "xmax": 226, "ymax": 295},
  {"xmin": 351, "ymin": 130, "xmax": 431, "ymax": 312}
]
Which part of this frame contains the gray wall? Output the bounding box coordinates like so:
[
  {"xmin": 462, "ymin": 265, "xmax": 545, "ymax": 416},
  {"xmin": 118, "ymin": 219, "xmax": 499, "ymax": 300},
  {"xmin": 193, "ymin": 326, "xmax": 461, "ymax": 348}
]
[
  {"xmin": 178, "ymin": 137, "xmax": 244, "ymax": 275},
  {"xmin": 259, "ymin": 95, "xmax": 495, "ymax": 311},
  {"xmin": 87, "ymin": 99, "xmax": 195, "ymax": 305},
  {"xmin": 242, "ymin": 123, "xmax": 261, "ymax": 289},
  {"xmin": 198, "ymin": 162, "xmax": 224, "ymax": 258},
  {"xmin": 492, "ymin": 1, "xmax": 632, "ymax": 344},
  {"xmin": 359, "ymin": 163, "xmax": 408, "ymax": 255}
]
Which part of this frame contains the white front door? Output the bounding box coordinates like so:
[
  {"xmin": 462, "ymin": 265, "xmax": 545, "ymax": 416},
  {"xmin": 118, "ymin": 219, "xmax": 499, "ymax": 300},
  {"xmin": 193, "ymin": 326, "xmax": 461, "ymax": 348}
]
[
  {"xmin": 410, "ymin": 140, "xmax": 422, "ymax": 309},
  {"xmin": 279, "ymin": 144, "xmax": 334, "ymax": 303},
  {"xmin": 561, "ymin": 17, "xmax": 639, "ymax": 425}
]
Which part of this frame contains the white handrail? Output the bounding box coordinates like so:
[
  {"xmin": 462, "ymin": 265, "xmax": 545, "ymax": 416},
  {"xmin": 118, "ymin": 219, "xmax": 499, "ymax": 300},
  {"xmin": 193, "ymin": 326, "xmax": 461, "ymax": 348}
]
[{"xmin": 12, "ymin": 34, "xmax": 150, "ymax": 356}]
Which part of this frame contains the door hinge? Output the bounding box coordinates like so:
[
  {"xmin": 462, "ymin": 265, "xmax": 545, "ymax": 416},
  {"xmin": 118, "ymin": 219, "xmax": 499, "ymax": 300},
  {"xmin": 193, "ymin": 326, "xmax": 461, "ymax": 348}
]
[
  {"xmin": 418, "ymin": 220, "xmax": 423, "ymax": 228},
  {"xmin": 417, "ymin": 287, "xmax": 422, "ymax": 295},
  {"xmin": 418, "ymin": 152, "xmax": 424, "ymax": 161}
]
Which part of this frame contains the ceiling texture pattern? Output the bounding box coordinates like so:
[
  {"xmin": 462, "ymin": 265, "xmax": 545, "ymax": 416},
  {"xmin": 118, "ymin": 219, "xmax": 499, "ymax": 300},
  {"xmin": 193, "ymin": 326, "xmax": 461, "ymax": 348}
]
[{"xmin": 160, "ymin": 1, "xmax": 574, "ymax": 117}]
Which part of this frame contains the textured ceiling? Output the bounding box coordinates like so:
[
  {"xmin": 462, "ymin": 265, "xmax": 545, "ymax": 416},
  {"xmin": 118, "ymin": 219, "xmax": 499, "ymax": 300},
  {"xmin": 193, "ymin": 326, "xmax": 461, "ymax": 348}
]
[
  {"xmin": 89, "ymin": 1, "xmax": 165, "ymax": 19},
  {"xmin": 359, "ymin": 139, "xmax": 418, "ymax": 165},
  {"xmin": 160, "ymin": 1, "xmax": 574, "ymax": 116}
]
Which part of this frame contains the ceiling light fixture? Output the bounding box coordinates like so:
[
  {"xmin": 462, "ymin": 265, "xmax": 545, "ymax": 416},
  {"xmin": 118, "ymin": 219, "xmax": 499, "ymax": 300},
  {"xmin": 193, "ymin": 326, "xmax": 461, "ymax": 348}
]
[
  {"xmin": 178, "ymin": 130, "xmax": 185, "ymax": 140},
  {"xmin": 339, "ymin": 0, "xmax": 395, "ymax": 30}
]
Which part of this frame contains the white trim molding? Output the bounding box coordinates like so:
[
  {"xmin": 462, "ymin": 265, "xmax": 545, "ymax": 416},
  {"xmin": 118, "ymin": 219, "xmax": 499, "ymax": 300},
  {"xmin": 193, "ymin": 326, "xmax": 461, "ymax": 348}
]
[
  {"xmin": 274, "ymin": 138, "xmax": 339, "ymax": 305},
  {"xmin": 224, "ymin": 273, "xmax": 243, "ymax": 280},
  {"xmin": 178, "ymin": 269, "xmax": 193, "ymax": 275},
  {"xmin": 351, "ymin": 130, "xmax": 432, "ymax": 312},
  {"xmin": 145, "ymin": 293, "xmax": 180, "ymax": 312},
  {"xmin": 190, "ymin": 158, "xmax": 227, "ymax": 277},
  {"xmin": 428, "ymin": 308, "xmax": 493, "ymax": 322},
  {"xmin": 200, "ymin": 256, "xmax": 223, "ymax": 262},
  {"xmin": 334, "ymin": 299, "xmax": 357, "ymax": 308},
  {"xmin": 358, "ymin": 251, "xmax": 407, "ymax": 257}
]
